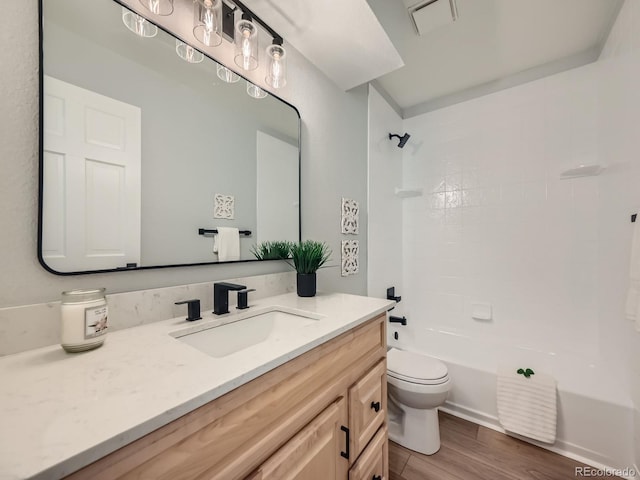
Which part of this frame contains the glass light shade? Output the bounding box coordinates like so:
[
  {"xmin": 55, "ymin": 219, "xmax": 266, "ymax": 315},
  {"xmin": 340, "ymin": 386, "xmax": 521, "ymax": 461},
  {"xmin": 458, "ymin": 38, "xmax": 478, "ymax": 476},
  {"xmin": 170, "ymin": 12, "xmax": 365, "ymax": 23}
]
[
  {"xmin": 246, "ymin": 81, "xmax": 267, "ymax": 99},
  {"xmin": 193, "ymin": 0, "xmax": 222, "ymax": 47},
  {"xmin": 122, "ymin": 7, "xmax": 158, "ymax": 37},
  {"xmin": 234, "ymin": 19, "xmax": 258, "ymax": 71},
  {"xmin": 265, "ymin": 44, "xmax": 286, "ymax": 89},
  {"xmin": 175, "ymin": 40, "xmax": 204, "ymax": 63},
  {"xmin": 216, "ymin": 64, "xmax": 240, "ymax": 83},
  {"xmin": 138, "ymin": 0, "xmax": 173, "ymax": 15}
]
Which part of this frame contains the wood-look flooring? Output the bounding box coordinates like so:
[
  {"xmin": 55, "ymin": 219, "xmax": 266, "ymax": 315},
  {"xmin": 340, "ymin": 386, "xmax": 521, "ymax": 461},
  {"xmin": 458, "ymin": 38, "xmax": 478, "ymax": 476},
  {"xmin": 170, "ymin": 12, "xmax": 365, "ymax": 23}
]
[{"xmin": 389, "ymin": 412, "xmax": 622, "ymax": 480}]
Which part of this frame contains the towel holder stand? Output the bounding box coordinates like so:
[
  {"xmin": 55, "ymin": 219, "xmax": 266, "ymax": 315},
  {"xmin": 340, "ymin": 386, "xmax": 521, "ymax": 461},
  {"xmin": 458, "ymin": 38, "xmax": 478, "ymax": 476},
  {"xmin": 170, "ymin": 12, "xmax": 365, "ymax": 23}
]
[{"xmin": 198, "ymin": 228, "xmax": 252, "ymax": 236}]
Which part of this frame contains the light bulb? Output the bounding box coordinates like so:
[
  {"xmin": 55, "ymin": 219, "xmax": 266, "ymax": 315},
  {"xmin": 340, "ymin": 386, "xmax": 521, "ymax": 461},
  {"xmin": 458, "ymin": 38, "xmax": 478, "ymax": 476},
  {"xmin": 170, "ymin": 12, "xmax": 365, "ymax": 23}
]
[
  {"xmin": 193, "ymin": 0, "xmax": 222, "ymax": 47},
  {"xmin": 122, "ymin": 7, "xmax": 157, "ymax": 37},
  {"xmin": 175, "ymin": 40, "xmax": 204, "ymax": 63},
  {"xmin": 247, "ymin": 81, "xmax": 267, "ymax": 99},
  {"xmin": 139, "ymin": 0, "xmax": 173, "ymax": 15},
  {"xmin": 266, "ymin": 44, "xmax": 286, "ymax": 89},
  {"xmin": 234, "ymin": 17, "xmax": 258, "ymax": 71},
  {"xmin": 216, "ymin": 64, "xmax": 240, "ymax": 83}
]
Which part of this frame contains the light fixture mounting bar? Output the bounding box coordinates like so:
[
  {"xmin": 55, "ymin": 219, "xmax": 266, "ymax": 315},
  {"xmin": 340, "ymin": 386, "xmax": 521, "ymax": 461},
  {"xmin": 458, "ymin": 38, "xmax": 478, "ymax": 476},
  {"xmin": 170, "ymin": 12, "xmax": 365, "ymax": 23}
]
[{"xmin": 230, "ymin": 0, "xmax": 283, "ymax": 43}]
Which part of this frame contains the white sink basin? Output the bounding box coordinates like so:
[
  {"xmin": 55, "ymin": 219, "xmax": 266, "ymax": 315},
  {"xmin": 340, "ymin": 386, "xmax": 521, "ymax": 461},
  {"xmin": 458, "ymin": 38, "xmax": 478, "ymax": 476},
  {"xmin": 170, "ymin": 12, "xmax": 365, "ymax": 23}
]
[{"xmin": 172, "ymin": 307, "xmax": 323, "ymax": 358}]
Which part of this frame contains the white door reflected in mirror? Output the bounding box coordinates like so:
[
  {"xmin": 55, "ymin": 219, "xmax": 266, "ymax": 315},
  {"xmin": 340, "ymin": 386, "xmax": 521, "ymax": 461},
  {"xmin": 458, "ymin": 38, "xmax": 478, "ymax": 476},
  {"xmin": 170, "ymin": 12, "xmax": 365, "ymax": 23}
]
[{"xmin": 42, "ymin": 75, "xmax": 141, "ymax": 271}]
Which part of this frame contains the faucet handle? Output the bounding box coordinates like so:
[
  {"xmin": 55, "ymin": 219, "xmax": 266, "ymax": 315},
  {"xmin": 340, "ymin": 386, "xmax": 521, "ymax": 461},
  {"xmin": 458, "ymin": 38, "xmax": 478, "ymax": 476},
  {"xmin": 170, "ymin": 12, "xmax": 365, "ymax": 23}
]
[
  {"xmin": 175, "ymin": 299, "xmax": 202, "ymax": 321},
  {"xmin": 236, "ymin": 289, "xmax": 256, "ymax": 310}
]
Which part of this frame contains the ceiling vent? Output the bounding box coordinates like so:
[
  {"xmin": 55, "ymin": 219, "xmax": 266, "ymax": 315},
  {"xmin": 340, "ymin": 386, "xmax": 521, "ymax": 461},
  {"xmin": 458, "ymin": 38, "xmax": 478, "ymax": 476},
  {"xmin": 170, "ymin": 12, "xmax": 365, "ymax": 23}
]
[{"xmin": 403, "ymin": 0, "xmax": 458, "ymax": 36}]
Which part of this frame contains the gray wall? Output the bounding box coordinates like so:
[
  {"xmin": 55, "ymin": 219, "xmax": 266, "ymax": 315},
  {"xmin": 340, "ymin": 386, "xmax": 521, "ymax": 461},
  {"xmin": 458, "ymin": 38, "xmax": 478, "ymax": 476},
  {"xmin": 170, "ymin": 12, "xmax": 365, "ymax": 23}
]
[{"xmin": 0, "ymin": 0, "xmax": 368, "ymax": 308}]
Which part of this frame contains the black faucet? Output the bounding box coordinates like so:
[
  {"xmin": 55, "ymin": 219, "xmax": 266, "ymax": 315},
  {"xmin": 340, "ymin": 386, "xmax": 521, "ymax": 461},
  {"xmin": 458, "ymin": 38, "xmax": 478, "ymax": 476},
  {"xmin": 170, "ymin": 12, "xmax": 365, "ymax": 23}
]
[
  {"xmin": 236, "ymin": 288, "xmax": 256, "ymax": 310},
  {"xmin": 175, "ymin": 299, "xmax": 202, "ymax": 321},
  {"xmin": 213, "ymin": 282, "xmax": 246, "ymax": 315},
  {"xmin": 389, "ymin": 315, "xmax": 407, "ymax": 326}
]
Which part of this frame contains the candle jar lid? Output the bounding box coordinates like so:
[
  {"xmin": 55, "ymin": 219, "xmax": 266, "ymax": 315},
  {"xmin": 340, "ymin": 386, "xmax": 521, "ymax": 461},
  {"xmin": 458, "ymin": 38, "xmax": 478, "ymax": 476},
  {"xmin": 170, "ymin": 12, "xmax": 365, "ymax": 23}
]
[{"xmin": 61, "ymin": 288, "xmax": 106, "ymax": 304}]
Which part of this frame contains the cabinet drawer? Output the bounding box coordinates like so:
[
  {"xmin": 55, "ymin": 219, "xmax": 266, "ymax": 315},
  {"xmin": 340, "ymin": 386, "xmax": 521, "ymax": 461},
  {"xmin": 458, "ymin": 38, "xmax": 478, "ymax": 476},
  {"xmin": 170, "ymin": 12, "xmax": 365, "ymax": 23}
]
[
  {"xmin": 348, "ymin": 426, "xmax": 388, "ymax": 480},
  {"xmin": 349, "ymin": 359, "xmax": 387, "ymax": 460}
]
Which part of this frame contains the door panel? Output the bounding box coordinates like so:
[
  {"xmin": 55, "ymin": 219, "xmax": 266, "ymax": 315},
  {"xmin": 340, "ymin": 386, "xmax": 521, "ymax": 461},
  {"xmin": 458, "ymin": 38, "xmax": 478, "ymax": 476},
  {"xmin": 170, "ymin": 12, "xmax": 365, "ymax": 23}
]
[
  {"xmin": 249, "ymin": 397, "xmax": 349, "ymax": 480},
  {"xmin": 42, "ymin": 75, "xmax": 141, "ymax": 271}
]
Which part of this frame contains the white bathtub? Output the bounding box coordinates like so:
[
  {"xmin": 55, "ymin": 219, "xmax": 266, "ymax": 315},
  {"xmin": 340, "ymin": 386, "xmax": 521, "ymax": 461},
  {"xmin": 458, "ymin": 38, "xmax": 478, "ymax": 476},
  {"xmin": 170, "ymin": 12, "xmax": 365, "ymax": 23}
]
[{"xmin": 391, "ymin": 329, "xmax": 635, "ymax": 475}]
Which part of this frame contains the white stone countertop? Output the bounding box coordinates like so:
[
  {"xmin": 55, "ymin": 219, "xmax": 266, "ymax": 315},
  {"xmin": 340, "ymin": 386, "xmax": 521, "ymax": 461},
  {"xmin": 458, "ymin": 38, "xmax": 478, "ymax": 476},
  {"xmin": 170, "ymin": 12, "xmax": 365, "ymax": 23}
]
[{"xmin": 0, "ymin": 292, "xmax": 394, "ymax": 480}]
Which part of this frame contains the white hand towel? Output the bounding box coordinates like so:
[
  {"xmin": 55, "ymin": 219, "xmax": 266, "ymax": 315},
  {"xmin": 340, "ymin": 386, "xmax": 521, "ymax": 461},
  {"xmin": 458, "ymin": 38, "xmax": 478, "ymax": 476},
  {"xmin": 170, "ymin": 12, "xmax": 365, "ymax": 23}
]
[
  {"xmin": 626, "ymin": 219, "xmax": 640, "ymax": 331},
  {"xmin": 214, "ymin": 227, "xmax": 240, "ymax": 262},
  {"xmin": 496, "ymin": 368, "xmax": 557, "ymax": 444}
]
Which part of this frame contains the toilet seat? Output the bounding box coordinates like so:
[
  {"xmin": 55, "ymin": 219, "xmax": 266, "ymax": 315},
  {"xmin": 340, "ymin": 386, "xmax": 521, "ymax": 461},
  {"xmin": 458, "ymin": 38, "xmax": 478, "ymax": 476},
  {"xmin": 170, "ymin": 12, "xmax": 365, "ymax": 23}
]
[{"xmin": 387, "ymin": 348, "xmax": 449, "ymax": 385}]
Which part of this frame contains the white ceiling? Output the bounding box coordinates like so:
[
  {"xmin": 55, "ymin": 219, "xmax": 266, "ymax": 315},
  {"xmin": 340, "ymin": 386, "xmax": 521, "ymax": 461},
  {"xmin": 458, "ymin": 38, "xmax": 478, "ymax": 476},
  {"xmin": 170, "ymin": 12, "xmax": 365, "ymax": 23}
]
[
  {"xmin": 242, "ymin": 0, "xmax": 404, "ymax": 91},
  {"xmin": 367, "ymin": 0, "xmax": 623, "ymax": 116}
]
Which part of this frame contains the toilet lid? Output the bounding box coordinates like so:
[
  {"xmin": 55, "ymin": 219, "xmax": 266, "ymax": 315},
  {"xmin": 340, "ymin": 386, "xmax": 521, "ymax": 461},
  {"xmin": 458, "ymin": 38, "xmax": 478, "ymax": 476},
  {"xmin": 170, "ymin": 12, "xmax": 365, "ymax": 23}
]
[{"xmin": 387, "ymin": 348, "xmax": 448, "ymax": 384}]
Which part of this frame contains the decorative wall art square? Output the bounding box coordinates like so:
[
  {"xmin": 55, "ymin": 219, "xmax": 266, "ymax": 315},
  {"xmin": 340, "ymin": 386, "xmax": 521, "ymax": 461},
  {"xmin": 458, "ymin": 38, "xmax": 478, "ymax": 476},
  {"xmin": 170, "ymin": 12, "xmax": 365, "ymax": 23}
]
[
  {"xmin": 341, "ymin": 240, "xmax": 359, "ymax": 277},
  {"xmin": 341, "ymin": 198, "xmax": 359, "ymax": 234},
  {"xmin": 214, "ymin": 194, "xmax": 234, "ymax": 219}
]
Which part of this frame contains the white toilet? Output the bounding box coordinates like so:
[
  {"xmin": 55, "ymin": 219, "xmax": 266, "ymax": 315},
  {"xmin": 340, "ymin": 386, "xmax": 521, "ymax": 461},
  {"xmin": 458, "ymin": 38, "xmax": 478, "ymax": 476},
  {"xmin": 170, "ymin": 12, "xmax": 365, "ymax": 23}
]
[{"xmin": 387, "ymin": 347, "xmax": 452, "ymax": 455}]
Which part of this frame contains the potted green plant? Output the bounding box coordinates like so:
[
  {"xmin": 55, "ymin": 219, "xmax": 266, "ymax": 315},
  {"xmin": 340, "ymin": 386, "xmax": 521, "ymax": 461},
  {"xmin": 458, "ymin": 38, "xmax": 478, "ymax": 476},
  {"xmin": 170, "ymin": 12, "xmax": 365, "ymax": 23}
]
[
  {"xmin": 290, "ymin": 240, "xmax": 331, "ymax": 297},
  {"xmin": 250, "ymin": 241, "xmax": 293, "ymax": 260}
]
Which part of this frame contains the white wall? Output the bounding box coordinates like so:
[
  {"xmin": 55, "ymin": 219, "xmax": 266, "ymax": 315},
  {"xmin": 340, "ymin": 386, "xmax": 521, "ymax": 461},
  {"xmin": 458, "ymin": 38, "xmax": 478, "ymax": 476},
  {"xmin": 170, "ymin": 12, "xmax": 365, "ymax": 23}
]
[
  {"xmin": 0, "ymin": 1, "xmax": 368, "ymax": 312},
  {"xmin": 367, "ymin": 86, "xmax": 403, "ymax": 315},
  {"xmin": 401, "ymin": 64, "xmax": 603, "ymax": 360},
  {"xmin": 597, "ymin": 0, "xmax": 640, "ymax": 467}
]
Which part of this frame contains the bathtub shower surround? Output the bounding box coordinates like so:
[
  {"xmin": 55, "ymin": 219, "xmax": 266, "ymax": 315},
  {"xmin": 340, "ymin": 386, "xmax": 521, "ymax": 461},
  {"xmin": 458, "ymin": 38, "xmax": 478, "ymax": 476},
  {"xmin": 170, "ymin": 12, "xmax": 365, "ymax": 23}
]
[
  {"xmin": 394, "ymin": 66, "xmax": 636, "ymax": 470},
  {"xmin": 0, "ymin": 272, "xmax": 295, "ymax": 356},
  {"xmin": 394, "ymin": 334, "xmax": 634, "ymax": 473},
  {"xmin": 401, "ymin": 66, "xmax": 601, "ymax": 359}
]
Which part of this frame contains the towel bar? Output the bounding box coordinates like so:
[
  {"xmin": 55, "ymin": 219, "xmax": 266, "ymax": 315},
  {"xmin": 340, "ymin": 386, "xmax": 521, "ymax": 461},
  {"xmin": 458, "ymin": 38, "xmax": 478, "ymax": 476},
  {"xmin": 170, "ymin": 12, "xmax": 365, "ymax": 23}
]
[{"xmin": 198, "ymin": 228, "xmax": 252, "ymax": 236}]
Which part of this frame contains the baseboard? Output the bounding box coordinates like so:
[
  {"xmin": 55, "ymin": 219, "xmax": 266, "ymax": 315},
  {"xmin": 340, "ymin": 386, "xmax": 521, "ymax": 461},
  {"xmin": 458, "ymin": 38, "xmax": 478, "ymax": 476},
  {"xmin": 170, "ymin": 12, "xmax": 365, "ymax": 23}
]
[{"xmin": 441, "ymin": 401, "xmax": 638, "ymax": 480}]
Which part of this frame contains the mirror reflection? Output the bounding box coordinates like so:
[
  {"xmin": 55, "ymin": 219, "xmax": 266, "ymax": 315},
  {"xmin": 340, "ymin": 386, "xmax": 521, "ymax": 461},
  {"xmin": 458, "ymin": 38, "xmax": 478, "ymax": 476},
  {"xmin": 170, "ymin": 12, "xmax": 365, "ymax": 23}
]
[{"xmin": 40, "ymin": 0, "xmax": 300, "ymax": 274}]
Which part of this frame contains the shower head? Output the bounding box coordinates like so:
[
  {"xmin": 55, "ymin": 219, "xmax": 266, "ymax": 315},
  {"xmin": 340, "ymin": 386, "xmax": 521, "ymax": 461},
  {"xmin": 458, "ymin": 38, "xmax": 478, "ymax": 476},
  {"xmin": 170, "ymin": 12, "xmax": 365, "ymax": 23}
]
[{"xmin": 389, "ymin": 132, "xmax": 411, "ymax": 148}]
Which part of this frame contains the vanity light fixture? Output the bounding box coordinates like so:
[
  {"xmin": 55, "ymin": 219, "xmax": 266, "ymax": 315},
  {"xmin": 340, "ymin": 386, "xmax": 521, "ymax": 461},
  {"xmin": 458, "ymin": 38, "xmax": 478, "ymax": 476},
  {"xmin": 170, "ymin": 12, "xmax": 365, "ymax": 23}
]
[
  {"xmin": 265, "ymin": 39, "xmax": 286, "ymax": 89},
  {"xmin": 125, "ymin": 0, "xmax": 288, "ymax": 90},
  {"xmin": 176, "ymin": 39, "xmax": 204, "ymax": 63},
  {"xmin": 217, "ymin": 64, "xmax": 240, "ymax": 83},
  {"xmin": 193, "ymin": 0, "xmax": 222, "ymax": 47},
  {"xmin": 138, "ymin": 0, "xmax": 173, "ymax": 16},
  {"xmin": 246, "ymin": 81, "xmax": 267, "ymax": 99},
  {"xmin": 234, "ymin": 13, "xmax": 258, "ymax": 71},
  {"xmin": 121, "ymin": 7, "xmax": 158, "ymax": 37}
]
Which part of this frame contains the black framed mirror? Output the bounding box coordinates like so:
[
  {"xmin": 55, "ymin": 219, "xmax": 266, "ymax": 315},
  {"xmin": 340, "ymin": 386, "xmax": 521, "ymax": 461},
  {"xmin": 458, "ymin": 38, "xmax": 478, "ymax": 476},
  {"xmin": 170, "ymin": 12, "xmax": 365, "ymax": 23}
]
[{"xmin": 38, "ymin": 0, "xmax": 300, "ymax": 275}]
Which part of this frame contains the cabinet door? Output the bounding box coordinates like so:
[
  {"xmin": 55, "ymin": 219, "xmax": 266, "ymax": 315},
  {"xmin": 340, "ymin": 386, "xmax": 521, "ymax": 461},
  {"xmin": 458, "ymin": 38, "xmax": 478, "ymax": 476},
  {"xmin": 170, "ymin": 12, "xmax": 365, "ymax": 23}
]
[
  {"xmin": 248, "ymin": 397, "xmax": 349, "ymax": 480},
  {"xmin": 348, "ymin": 427, "xmax": 388, "ymax": 480},
  {"xmin": 349, "ymin": 359, "xmax": 387, "ymax": 460}
]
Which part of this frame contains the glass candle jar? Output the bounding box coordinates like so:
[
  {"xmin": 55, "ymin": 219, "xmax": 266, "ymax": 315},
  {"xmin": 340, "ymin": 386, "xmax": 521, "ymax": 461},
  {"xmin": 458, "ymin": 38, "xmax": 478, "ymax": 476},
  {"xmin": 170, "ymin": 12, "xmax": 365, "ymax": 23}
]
[{"xmin": 60, "ymin": 288, "xmax": 108, "ymax": 352}]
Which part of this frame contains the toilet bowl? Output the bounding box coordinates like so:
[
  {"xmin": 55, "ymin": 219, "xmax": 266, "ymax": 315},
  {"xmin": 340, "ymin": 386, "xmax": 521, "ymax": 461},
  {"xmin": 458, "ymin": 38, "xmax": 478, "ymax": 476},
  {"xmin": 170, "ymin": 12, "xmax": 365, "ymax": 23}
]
[{"xmin": 387, "ymin": 347, "xmax": 452, "ymax": 455}]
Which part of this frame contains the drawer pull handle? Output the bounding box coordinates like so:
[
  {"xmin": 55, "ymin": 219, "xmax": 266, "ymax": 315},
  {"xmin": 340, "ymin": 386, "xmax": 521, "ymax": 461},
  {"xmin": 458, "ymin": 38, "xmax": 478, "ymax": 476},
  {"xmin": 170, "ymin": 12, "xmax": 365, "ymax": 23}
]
[
  {"xmin": 340, "ymin": 425, "xmax": 350, "ymax": 459},
  {"xmin": 371, "ymin": 401, "xmax": 381, "ymax": 412},
  {"xmin": 372, "ymin": 476, "xmax": 382, "ymax": 480}
]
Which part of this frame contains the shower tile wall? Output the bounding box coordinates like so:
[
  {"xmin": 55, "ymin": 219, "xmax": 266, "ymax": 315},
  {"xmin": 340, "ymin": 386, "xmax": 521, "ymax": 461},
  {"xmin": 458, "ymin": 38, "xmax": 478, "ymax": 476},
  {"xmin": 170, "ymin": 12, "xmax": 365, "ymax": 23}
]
[
  {"xmin": 598, "ymin": 0, "xmax": 640, "ymax": 467},
  {"xmin": 401, "ymin": 65, "xmax": 601, "ymax": 358}
]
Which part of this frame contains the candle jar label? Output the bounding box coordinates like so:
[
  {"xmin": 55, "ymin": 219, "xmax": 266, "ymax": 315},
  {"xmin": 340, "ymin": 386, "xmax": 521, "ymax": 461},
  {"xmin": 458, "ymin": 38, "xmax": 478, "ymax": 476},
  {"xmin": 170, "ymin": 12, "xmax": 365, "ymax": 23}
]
[{"xmin": 85, "ymin": 305, "xmax": 108, "ymax": 339}]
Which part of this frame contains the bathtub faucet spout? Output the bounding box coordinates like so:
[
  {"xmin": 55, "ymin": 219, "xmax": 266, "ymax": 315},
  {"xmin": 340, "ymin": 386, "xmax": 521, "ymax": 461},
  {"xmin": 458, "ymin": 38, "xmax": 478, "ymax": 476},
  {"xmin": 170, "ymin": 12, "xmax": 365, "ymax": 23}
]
[{"xmin": 389, "ymin": 315, "xmax": 407, "ymax": 326}]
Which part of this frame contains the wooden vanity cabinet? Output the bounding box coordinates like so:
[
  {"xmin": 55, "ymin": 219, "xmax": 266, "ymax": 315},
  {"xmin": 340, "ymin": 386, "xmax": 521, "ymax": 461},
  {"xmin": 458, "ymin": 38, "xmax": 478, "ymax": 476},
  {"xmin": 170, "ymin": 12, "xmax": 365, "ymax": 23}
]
[{"xmin": 66, "ymin": 313, "xmax": 388, "ymax": 480}]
